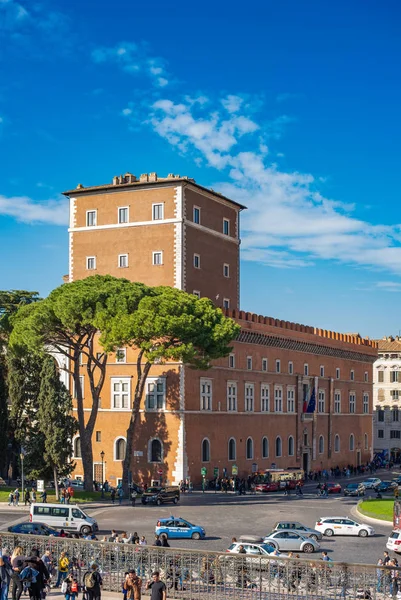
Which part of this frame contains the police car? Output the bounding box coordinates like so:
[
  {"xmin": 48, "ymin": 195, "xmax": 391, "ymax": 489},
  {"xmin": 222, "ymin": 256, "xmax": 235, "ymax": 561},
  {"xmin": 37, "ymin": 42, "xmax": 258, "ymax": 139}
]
[{"xmin": 155, "ymin": 516, "xmax": 206, "ymax": 539}]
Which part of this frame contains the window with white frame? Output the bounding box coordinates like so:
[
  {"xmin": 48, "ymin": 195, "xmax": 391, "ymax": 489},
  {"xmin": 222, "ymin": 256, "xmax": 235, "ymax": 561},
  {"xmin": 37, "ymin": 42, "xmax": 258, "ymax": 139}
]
[
  {"xmin": 318, "ymin": 390, "xmax": 325, "ymax": 413},
  {"xmin": 223, "ymin": 298, "xmax": 230, "ymax": 309},
  {"xmin": 262, "ymin": 436, "xmax": 269, "ymax": 458},
  {"xmin": 86, "ymin": 256, "xmax": 96, "ymax": 270},
  {"xmin": 193, "ymin": 290, "xmax": 200, "ymax": 298},
  {"xmin": 193, "ymin": 254, "xmax": 200, "ymax": 268},
  {"xmin": 287, "ymin": 387, "xmax": 295, "ymax": 412},
  {"xmin": 262, "ymin": 358, "xmax": 268, "ymax": 372},
  {"xmin": 349, "ymin": 434, "xmax": 355, "ymax": 451},
  {"xmin": 247, "ymin": 356, "xmax": 252, "ymax": 370},
  {"xmin": 274, "ymin": 386, "xmax": 283, "ymax": 412},
  {"xmin": 116, "ymin": 347, "xmax": 126, "ymax": 363},
  {"xmin": 149, "ymin": 438, "xmax": 163, "ymax": 462},
  {"xmin": 363, "ymin": 393, "xmax": 369, "ymax": 414},
  {"xmin": 73, "ymin": 375, "xmax": 84, "ymax": 399},
  {"xmin": 364, "ymin": 371, "xmax": 368, "ymax": 382},
  {"xmin": 350, "ymin": 369, "xmax": 355, "ymax": 381},
  {"xmin": 304, "ymin": 363, "xmax": 309, "ymax": 376},
  {"xmin": 276, "ymin": 359, "xmax": 281, "ymax": 373},
  {"xmin": 223, "ymin": 218, "xmax": 230, "ymax": 235},
  {"xmin": 336, "ymin": 368, "xmax": 340, "ymax": 379},
  {"xmin": 201, "ymin": 438, "xmax": 210, "ymax": 462},
  {"xmin": 229, "ymin": 353, "xmax": 235, "ymax": 368},
  {"xmin": 118, "ymin": 254, "xmax": 128, "ymax": 268},
  {"xmin": 275, "ymin": 436, "xmax": 282, "ymax": 457},
  {"xmin": 349, "ymin": 392, "xmax": 356, "ymax": 413},
  {"xmin": 200, "ymin": 378, "xmax": 212, "ymax": 410},
  {"xmin": 391, "ymin": 371, "xmax": 400, "ymax": 383},
  {"xmin": 288, "ymin": 361, "xmax": 293, "ymax": 375},
  {"xmin": 228, "ymin": 438, "xmax": 236, "ymax": 460},
  {"xmin": 193, "ymin": 206, "xmax": 200, "ymax": 224},
  {"xmin": 334, "ymin": 434, "xmax": 340, "ymax": 452},
  {"xmin": 288, "ymin": 436, "xmax": 294, "ymax": 456},
  {"xmin": 245, "ymin": 383, "xmax": 254, "ymax": 412},
  {"xmin": 261, "ymin": 384, "xmax": 269, "ymax": 412},
  {"xmin": 118, "ymin": 207, "xmax": 129, "ymax": 224},
  {"xmin": 73, "ymin": 437, "xmax": 82, "ymax": 458},
  {"xmin": 246, "ymin": 437, "xmax": 253, "ymax": 459},
  {"xmin": 152, "ymin": 203, "xmax": 164, "ymax": 221},
  {"xmin": 319, "ymin": 435, "xmax": 324, "ymax": 454},
  {"xmin": 227, "ymin": 382, "xmax": 237, "ymax": 411},
  {"xmin": 115, "ymin": 438, "xmax": 126, "ymax": 461},
  {"xmin": 152, "ymin": 251, "xmax": 163, "ymax": 265},
  {"xmin": 378, "ymin": 429, "xmax": 384, "ymax": 439},
  {"xmin": 146, "ymin": 377, "xmax": 166, "ymax": 411},
  {"xmin": 378, "ymin": 370, "xmax": 384, "ymax": 383},
  {"xmin": 320, "ymin": 365, "xmax": 324, "ymax": 377},
  {"xmin": 393, "ymin": 408, "xmax": 400, "ymax": 422},
  {"xmin": 334, "ymin": 391, "xmax": 341, "ymax": 413},
  {"xmin": 223, "ymin": 263, "xmax": 230, "ymax": 278},
  {"xmin": 111, "ymin": 378, "xmax": 130, "ymax": 409},
  {"xmin": 391, "ymin": 390, "xmax": 400, "ymax": 400},
  {"xmin": 86, "ymin": 210, "xmax": 97, "ymax": 227}
]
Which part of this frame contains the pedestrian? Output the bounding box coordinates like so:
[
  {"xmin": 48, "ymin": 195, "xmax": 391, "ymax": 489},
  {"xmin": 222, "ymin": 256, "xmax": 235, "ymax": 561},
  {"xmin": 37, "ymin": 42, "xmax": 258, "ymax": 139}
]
[
  {"xmin": 154, "ymin": 535, "xmax": 162, "ymax": 547},
  {"xmin": 40, "ymin": 490, "xmax": 47, "ymax": 503},
  {"xmin": 24, "ymin": 550, "xmax": 49, "ymax": 600},
  {"xmin": 110, "ymin": 489, "xmax": 116, "ymax": 504},
  {"xmin": 395, "ymin": 486, "xmax": 399, "ymax": 500},
  {"xmin": 118, "ymin": 486, "xmax": 124, "ymax": 505},
  {"xmin": 10, "ymin": 547, "xmax": 25, "ymax": 600},
  {"xmin": 83, "ymin": 563, "xmax": 102, "ymax": 600},
  {"xmin": 123, "ymin": 570, "xmax": 142, "ymax": 600},
  {"xmin": 160, "ymin": 534, "xmax": 170, "ymax": 548},
  {"xmin": 41, "ymin": 551, "xmax": 53, "ymax": 581},
  {"xmin": 13, "ymin": 489, "xmax": 20, "ymax": 506},
  {"xmin": 8, "ymin": 491, "xmax": 14, "ymax": 506},
  {"xmin": 146, "ymin": 572, "xmax": 166, "ymax": 600},
  {"xmin": 376, "ymin": 559, "xmax": 384, "ymax": 594},
  {"xmin": 139, "ymin": 536, "xmax": 147, "ymax": 546},
  {"xmin": 383, "ymin": 551, "xmax": 391, "ymax": 565},
  {"xmin": 24, "ymin": 489, "xmax": 29, "ymax": 506},
  {"xmin": 63, "ymin": 572, "xmax": 79, "ymax": 600},
  {"xmin": 56, "ymin": 552, "xmax": 69, "ymax": 587},
  {"xmin": 0, "ymin": 553, "xmax": 14, "ymax": 600},
  {"xmin": 131, "ymin": 490, "xmax": 137, "ymax": 506}
]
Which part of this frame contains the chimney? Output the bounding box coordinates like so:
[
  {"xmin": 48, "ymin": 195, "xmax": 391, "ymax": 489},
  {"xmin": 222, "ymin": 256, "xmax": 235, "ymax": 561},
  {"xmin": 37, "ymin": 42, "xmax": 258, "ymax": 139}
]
[
  {"xmin": 112, "ymin": 176, "xmax": 119, "ymax": 185},
  {"xmin": 140, "ymin": 173, "xmax": 149, "ymax": 182},
  {"xmin": 76, "ymin": 183, "xmax": 84, "ymax": 189},
  {"xmin": 124, "ymin": 173, "xmax": 137, "ymax": 183},
  {"xmin": 167, "ymin": 173, "xmax": 175, "ymax": 178},
  {"xmin": 148, "ymin": 172, "xmax": 157, "ymax": 182}
]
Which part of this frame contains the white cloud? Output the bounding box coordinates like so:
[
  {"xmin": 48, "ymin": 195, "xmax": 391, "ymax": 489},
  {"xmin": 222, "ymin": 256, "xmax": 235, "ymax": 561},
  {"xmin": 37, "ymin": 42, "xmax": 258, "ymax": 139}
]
[
  {"xmin": 221, "ymin": 95, "xmax": 244, "ymax": 113},
  {"xmin": 0, "ymin": 195, "xmax": 68, "ymax": 225},
  {"xmin": 122, "ymin": 108, "xmax": 132, "ymax": 116},
  {"xmin": 376, "ymin": 281, "xmax": 401, "ymax": 292}
]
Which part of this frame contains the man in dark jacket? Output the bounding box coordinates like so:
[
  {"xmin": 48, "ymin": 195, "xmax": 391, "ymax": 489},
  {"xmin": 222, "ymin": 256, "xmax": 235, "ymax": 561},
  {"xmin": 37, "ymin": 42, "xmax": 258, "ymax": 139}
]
[
  {"xmin": 24, "ymin": 550, "xmax": 49, "ymax": 600},
  {"xmin": 0, "ymin": 554, "xmax": 14, "ymax": 600}
]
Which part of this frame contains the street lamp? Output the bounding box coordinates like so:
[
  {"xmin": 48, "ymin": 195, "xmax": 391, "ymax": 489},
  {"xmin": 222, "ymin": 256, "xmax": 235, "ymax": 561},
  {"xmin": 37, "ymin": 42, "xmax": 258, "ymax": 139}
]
[
  {"xmin": 100, "ymin": 451, "xmax": 105, "ymax": 499},
  {"xmin": 20, "ymin": 452, "xmax": 25, "ymax": 503}
]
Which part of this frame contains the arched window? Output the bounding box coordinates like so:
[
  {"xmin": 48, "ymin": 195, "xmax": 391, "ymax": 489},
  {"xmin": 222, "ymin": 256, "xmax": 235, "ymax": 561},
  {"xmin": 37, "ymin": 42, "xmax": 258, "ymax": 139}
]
[
  {"xmin": 262, "ymin": 437, "xmax": 269, "ymax": 458},
  {"xmin": 115, "ymin": 437, "xmax": 126, "ymax": 461},
  {"xmin": 288, "ymin": 436, "xmax": 294, "ymax": 456},
  {"xmin": 228, "ymin": 438, "xmax": 236, "ymax": 461},
  {"xmin": 275, "ymin": 436, "xmax": 282, "ymax": 457},
  {"xmin": 73, "ymin": 437, "xmax": 81, "ymax": 459},
  {"xmin": 202, "ymin": 438, "xmax": 210, "ymax": 462},
  {"xmin": 349, "ymin": 434, "xmax": 354, "ymax": 451},
  {"xmin": 334, "ymin": 434, "xmax": 340, "ymax": 453},
  {"xmin": 150, "ymin": 439, "xmax": 162, "ymax": 463},
  {"xmin": 246, "ymin": 437, "xmax": 254, "ymax": 460},
  {"xmin": 364, "ymin": 433, "xmax": 368, "ymax": 450},
  {"xmin": 319, "ymin": 435, "xmax": 324, "ymax": 454}
]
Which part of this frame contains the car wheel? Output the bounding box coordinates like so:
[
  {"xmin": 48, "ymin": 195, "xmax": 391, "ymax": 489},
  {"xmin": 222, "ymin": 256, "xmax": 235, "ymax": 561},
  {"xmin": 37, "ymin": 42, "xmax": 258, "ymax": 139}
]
[
  {"xmin": 173, "ymin": 497, "xmax": 178, "ymax": 504},
  {"xmin": 358, "ymin": 529, "xmax": 368, "ymax": 537},
  {"xmin": 303, "ymin": 543, "xmax": 314, "ymax": 553},
  {"xmin": 310, "ymin": 534, "xmax": 319, "ymax": 541},
  {"xmin": 324, "ymin": 528, "xmax": 334, "ymax": 537},
  {"xmin": 192, "ymin": 532, "xmax": 201, "ymax": 540},
  {"xmin": 156, "ymin": 499, "xmax": 162, "ymax": 506},
  {"xmin": 81, "ymin": 526, "xmax": 90, "ymax": 535}
]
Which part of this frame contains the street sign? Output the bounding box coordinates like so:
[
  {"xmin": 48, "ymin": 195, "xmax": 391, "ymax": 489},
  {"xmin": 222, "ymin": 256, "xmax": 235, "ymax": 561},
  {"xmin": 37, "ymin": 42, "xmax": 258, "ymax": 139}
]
[
  {"xmin": 133, "ymin": 451, "xmax": 143, "ymax": 457},
  {"xmin": 201, "ymin": 467, "xmax": 207, "ymax": 476},
  {"xmin": 37, "ymin": 480, "xmax": 44, "ymax": 492},
  {"xmin": 213, "ymin": 467, "xmax": 219, "ymax": 477},
  {"xmin": 232, "ymin": 465, "xmax": 238, "ymax": 475},
  {"xmin": 252, "ymin": 462, "xmax": 258, "ymax": 473}
]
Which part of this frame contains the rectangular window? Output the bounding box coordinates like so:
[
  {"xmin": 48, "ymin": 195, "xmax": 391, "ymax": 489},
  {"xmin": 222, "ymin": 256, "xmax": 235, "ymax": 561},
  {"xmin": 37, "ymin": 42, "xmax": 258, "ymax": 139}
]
[
  {"xmin": 227, "ymin": 382, "xmax": 237, "ymax": 411},
  {"xmin": 378, "ymin": 370, "xmax": 384, "ymax": 383},
  {"xmin": 391, "ymin": 371, "xmax": 400, "ymax": 383},
  {"xmin": 200, "ymin": 378, "xmax": 212, "ymax": 410},
  {"xmin": 276, "ymin": 360, "xmax": 281, "ymax": 373},
  {"xmin": 349, "ymin": 393, "xmax": 356, "ymax": 413},
  {"xmin": 363, "ymin": 393, "xmax": 369, "ymax": 414},
  {"xmin": 393, "ymin": 409, "xmax": 399, "ymax": 422},
  {"xmin": 152, "ymin": 203, "xmax": 164, "ymax": 220},
  {"xmin": 229, "ymin": 353, "xmax": 235, "ymax": 368},
  {"xmin": 336, "ymin": 368, "xmax": 340, "ymax": 379},
  {"xmin": 274, "ymin": 387, "xmax": 283, "ymax": 412},
  {"xmin": 247, "ymin": 356, "xmax": 252, "ymax": 370},
  {"xmin": 223, "ymin": 298, "xmax": 230, "ymax": 309},
  {"xmin": 320, "ymin": 365, "xmax": 324, "ymax": 377},
  {"xmin": 86, "ymin": 256, "xmax": 96, "ymax": 270},
  {"xmin": 304, "ymin": 364, "xmax": 309, "ymax": 376},
  {"xmin": 391, "ymin": 390, "xmax": 400, "ymax": 400},
  {"xmin": 378, "ymin": 409, "xmax": 384, "ymax": 422},
  {"xmin": 378, "ymin": 429, "xmax": 384, "ymax": 439},
  {"xmin": 391, "ymin": 430, "xmax": 401, "ymax": 439},
  {"xmin": 223, "ymin": 218, "xmax": 230, "ymax": 235},
  {"xmin": 116, "ymin": 347, "xmax": 126, "ymax": 363},
  {"xmin": 364, "ymin": 371, "xmax": 368, "ymax": 383},
  {"xmin": 261, "ymin": 384, "xmax": 269, "ymax": 412},
  {"xmin": 96, "ymin": 431, "xmax": 101, "ymax": 442},
  {"xmin": 193, "ymin": 290, "xmax": 200, "ymax": 299},
  {"xmin": 318, "ymin": 390, "xmax": 325, "ymax": 413},
  {"xmin": 86, "ymin": 210, "xmax": 97, "ymax": 227},
  {"xmin": 146, "ymin": 377, "xmax": 166, "ymax": 411},
  {"xmin": 118, "ymin": 207, "xmax": 128, "ymax": 224},
  {"xmin": 288, "ymin": 361, "xmax": 293, "ymax": 375},
  {"xmin": 111, "ymin": 378, "xmax": 130, "ymax": 409},
  {"xmin": 245, "ymin": 383, "xmax": 254, "ymax": 412},
  {"xmin": 73, "ymin": 375, "xmax": 84, "ymax": 399},
  {"xmin": 334, "ymin": 391, "xmax": 341, "ymax": 413},
  {"xmin": 287, "ymin": 388, "xmax": 295, "ymax": 413},
  {"xmin": 262, "ymin": 358, "xmax": 268, "ymax": 372},
  {"xmin": 152, "ymin": 251, "xmax": 163, "ymax": 265},
  {"xmin": 118, "ymin": 254, "xmax": 128, "ymax": 268},
  {"xmin": 223, "ymin": 263, "xmax": 230, "ymax": 278},
  {"xmin": 350, "ymin": 370, "xmax": 355, "ymax": 381},
  {"xmin": 193, "ymin": 254, "xmax": 200, "ymax": 269},
  {"xmin": 193, "ymin": 206, "xmax": 200, "ymax": 224}
]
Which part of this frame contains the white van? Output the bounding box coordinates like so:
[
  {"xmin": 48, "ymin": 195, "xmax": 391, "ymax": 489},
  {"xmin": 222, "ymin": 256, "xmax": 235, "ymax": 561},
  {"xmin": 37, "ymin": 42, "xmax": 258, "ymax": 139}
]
[{"xmin": 30, "ymin": 503, "xmax": 98, "ymax": 535}]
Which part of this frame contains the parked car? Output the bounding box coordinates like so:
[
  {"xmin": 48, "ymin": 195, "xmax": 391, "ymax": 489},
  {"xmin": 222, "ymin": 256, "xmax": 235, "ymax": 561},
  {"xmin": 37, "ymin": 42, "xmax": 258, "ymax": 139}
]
[
  {"xmin": 273, "ymin": 521, "xmax": 323, "ymax": 541},
  {"xmin": 386, "ymin": 530, "xmax": 401, "ymax": 553},
  {"xmin": 263, "ymin": 530, "xmax": 320, "ymax": 553},
  {"xmin": 255, "ymin": 482, "xmax": 279, "ymax": 493},
  {"xmin": 393, "ymin": 477, "xmax": 401, "ymax": 485},
  {"xmin": 227, "ymin": 539, "xmax": 276, "ymax": 555},
  {"xmin": 8, "ymin": 522, "xmax": 59, "ymax": 536},
  {"xmin": 376, "ymin": 481, "xmax": 397, "ymax": 493},
  {"xmin": 315, "ymin": 517, "xmax": 375, "ymax": 537},
  {"xmin": 361, "ymin": 478, "xmax": 381, "ymax": 489},
  {"xmin": 344, "ymin": 483, "xmax": 365, "ymax": 497},
  {"xmin": 326, "ymin": 482, "xmax": 342, "ymax": 494},
  {"xmin": 155, "ymin": 517, "xmax": 205, "ymax": 540},
  {"xmin": 142, "ymin": 486, "xmax": 180, "ymax": 506}
]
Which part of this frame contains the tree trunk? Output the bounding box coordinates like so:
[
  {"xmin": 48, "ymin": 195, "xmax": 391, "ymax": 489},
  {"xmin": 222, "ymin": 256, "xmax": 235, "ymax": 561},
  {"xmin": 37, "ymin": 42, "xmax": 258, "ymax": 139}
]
[{"xmin": 53, "ymin": 465, "xmax": 59, "ymax": 501}]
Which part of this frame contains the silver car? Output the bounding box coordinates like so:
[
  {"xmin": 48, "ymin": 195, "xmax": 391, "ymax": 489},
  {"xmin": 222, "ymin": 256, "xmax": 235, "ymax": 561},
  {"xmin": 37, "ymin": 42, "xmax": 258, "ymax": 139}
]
[
  {"xmin": 273, "ymin": 521, "xmax": 323, "ymax": 541},
  {"xmin": 263, "ymin": 530, "xmax": 320, "ymax": 553}
]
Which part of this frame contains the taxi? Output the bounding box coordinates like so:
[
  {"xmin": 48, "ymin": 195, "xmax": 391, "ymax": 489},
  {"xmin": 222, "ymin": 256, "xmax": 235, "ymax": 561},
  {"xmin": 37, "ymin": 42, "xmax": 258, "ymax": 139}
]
[
  {"xmin": 315, "ymin": 516, "xmax": 375, "ymax": 537},
  {"xmin": 155, "ymin": 516, "xmax": 206, "ymax": 540}
]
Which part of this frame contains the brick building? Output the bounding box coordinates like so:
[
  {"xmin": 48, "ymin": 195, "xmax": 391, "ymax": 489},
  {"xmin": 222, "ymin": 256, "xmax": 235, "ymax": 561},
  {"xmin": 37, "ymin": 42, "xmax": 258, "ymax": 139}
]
[{"xmin": 63, "ymin": 172, "xmax": 377, "ymax": 486}]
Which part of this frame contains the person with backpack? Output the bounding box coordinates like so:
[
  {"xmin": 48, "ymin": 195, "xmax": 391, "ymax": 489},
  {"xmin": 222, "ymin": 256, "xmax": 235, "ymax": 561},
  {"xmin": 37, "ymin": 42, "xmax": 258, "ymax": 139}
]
[
  {"xmin": 18, "ymin": 564, "xmax": 39, "ymax": 600},
  {"xmin": 56, "ymin": 552, "xmax": 69, "ymax": 587},
  {"xmin": 83, "ymin": 563, "xmax": 102, "ymax": 600}
]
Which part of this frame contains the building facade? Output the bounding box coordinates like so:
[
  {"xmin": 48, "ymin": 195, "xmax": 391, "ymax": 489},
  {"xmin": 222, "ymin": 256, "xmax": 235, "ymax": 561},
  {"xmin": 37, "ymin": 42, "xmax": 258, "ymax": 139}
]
[
  {"xmin": 63, "ymin": 172, "xmax": 377, "ymax": 486},
  {"xmin": 373, "ymin": 337, "xmax": 401, "ymax": 462}
]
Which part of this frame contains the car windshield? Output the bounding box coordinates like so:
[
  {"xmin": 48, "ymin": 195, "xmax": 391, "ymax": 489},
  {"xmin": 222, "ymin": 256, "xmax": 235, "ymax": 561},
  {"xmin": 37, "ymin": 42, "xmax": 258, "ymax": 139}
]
[
  {"xmin": 147, "ymin": 487, "xmax": 161, "ymax": 493},
  {"xmin": 261, "ymin": 544, "xmax": 275, "ymax": 553},
  {"xmin": 347, "ymin": 484, "xmax": 358, "ymax": 488}
]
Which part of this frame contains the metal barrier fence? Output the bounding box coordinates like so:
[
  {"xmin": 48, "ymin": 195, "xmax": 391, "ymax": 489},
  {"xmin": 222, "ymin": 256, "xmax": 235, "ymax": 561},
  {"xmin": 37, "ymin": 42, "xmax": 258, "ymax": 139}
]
[{"xmin": 0, "ymin": 531, "xmax": 398, "ymax": 599}]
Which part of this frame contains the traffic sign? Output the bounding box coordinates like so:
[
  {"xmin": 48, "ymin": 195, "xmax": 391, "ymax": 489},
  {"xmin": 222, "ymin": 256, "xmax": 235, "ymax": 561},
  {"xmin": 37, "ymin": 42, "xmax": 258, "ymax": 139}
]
[
  {"xmin": 232, "ymin": 464, "xmax": 238, "ymax": 475},
  {"xmin": 252, "ymin": 462, "xmax": 258, "ymax": 473},
  {"xmin": 213, "ymin": 467, "xmax": 219, "ymax": 477},
  {"xmin": 201, "ymin": 467, "xmax": 207, "ymax": 476},
  {"xmin": 158, "ymin": 469, "xmax": 163, "ymax": 475}
]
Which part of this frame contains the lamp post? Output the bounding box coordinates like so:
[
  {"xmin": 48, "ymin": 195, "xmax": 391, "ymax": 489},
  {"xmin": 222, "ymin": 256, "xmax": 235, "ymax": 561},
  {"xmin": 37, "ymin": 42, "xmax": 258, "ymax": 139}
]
[
  {"xmin": 100, "ymin": 451, "xmax": 105, "ymax": 499},
  {"xmin": 20, "ymin": 452, "xmax": 25, "ymax": 504}
]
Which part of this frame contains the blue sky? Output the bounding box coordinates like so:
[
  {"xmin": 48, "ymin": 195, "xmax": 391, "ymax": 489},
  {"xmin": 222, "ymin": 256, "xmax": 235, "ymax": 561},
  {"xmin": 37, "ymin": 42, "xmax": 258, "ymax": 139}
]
[{"xmin": 1, "ymin": 0, "xmax": 401, "ymax": 338}]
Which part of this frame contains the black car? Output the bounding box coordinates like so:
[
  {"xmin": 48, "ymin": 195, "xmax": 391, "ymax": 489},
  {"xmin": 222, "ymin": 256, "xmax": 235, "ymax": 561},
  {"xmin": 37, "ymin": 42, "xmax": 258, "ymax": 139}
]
[
  {"xmin": 8, "ymin": 522, "xmax": 59, "ymax": 536},
  {"xmin": 141, "ymin": 486, "xmax": 180, "ymax": 506},
  {"xmin": 344, "ymin": 483, "xmax": 365, "ymax": 497}
]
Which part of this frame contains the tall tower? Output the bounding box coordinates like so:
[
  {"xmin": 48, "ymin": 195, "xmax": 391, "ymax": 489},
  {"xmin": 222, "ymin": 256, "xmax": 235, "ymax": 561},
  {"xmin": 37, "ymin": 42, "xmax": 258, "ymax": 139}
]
[{"xmin": 64, "ymin": 172, "xmax": 245, "ymax": 310}]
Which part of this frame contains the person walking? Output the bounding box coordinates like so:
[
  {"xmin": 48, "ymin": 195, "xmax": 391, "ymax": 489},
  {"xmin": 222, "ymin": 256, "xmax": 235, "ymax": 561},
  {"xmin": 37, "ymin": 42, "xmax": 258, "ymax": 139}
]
[
  {"xmin": 13, "ymin": 489, "xmax": 20, "ymax": 506},
  {"xmin": 0, "ymin": 553, "xmax": 14, "ymax": 600},
  {"xmin": 24, "ymin": 489, "xmax": 29, "ymax": 506},
  {"xmin": 56, "ymin": 552, "xmax": 69, "ymax": 587},
  {"xmin": 40, "ymin": 490, "xmax": 47, "ymax": 503},
  {"xmin": 117, "ymin": 486, "xmax": 124, "ymax": 505},
  {"xmin": 10, "ymin": 547, "xmax": 25, "ymax": 600},
  {"xmin": 146, "ymin": 572, "xmax": 166, "ymax": 600},
  {"xmin": 41, "ymin": 551, "xmax": 53, "ymax": 582},
  {"xmin": 110, "ymin": 488, "xmax": 116, "ymax": 504},
  {"xmin": 83, "ymin": 563, "xmax": 102, "ymax": 600},
  {"xmin": 394, "ymin": 486, "xmax": 399, "ymax": 500},
  {"xmin": 123, "ymin": 570, "xmax": 142, "ymax": 600},
  {"xmin": 8, "ymin": 491, "xmax": 14, "ymax": 506}
]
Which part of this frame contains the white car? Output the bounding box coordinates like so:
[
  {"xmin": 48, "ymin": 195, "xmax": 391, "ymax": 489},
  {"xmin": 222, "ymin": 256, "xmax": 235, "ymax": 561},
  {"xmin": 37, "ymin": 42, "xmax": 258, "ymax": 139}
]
[
  {"xmin": 227, "ymin": 540, "xmax": 276, "ymax": 555},
  {"xmin": 361, "ymin": 478, "xmax": 381, "ymax": 489},
  {"xmin": 315, "ymin": 517, "xmax": 375, "ymax": 537},
  {"xmin": 386, "ymin": 530, "xmax": 401, "ymax": 553}
]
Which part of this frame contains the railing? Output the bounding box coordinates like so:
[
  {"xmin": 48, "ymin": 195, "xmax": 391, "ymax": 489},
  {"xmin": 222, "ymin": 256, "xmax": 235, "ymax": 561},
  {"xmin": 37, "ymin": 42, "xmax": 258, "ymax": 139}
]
[{"xmin": 0, "ymin": 532, "xmax": 397, "ymax": 599}]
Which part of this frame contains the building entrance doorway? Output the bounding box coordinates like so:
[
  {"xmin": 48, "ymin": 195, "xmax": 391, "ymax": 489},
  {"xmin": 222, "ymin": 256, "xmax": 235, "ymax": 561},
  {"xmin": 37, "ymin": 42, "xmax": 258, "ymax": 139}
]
[
  {"xmin": 356, "ymin": 450, "xmax": 361, "ymax": 467},
  {"xmin": 302, "ymin": 452, "xmax": 309, "ymax": 474}
]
